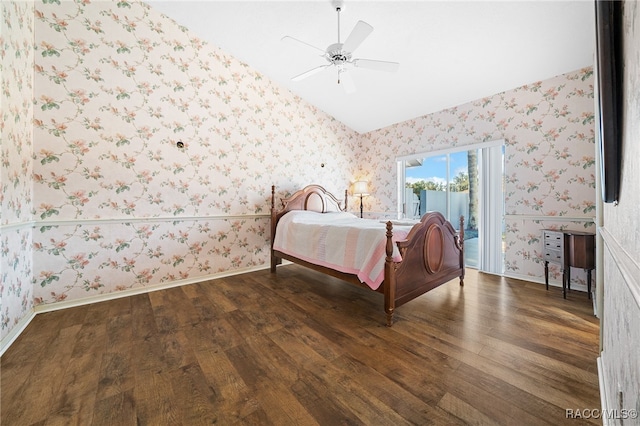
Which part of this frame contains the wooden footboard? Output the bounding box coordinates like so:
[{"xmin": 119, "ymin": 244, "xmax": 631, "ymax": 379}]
[
  {"xmin": 383, "ymin": 213, "xmax": 465, "ymax": 326},
  {"xmin": 271, "ymin": 184, "xmax": 464, "ymax": 327}
]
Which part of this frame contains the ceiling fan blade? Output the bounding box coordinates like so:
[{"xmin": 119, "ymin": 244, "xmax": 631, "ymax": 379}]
[
  {"xmin": 291, "ymin": 64, "xmax": 330, "ymax": 82},
  {"xmin": 342, "ymin": 20, "xmax": 373, "ymax": 53},
  {"xmin": 338, "ymin": 70, "xmax": 356, "ymax": 94},
  {"xmin": 353, "ymin": 59, "xmax": 399, "ymax": 72},
  {"xmin": 281, "ymin": 36, "xmax": 325, "ymax": 55}
]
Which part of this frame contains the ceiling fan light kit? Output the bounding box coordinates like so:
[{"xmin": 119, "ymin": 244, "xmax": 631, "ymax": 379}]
[{"xmin": 283, "ymin": 4, "xmax": 399, "ymax": 94}]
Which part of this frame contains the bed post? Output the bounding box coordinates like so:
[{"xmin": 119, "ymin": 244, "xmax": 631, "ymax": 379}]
[
  {"xmin": 384, "ymin": 221, "xmax": 396, "ymax": 327},
  {"xmin": 344, "ymin": 189, "xmax": 348, "ymax": 212},
  {"xmin": 459, "ymin": 215, "xmax": 465, "ymax": 286},
  {"xmin": 270, "ymin": 185, "xmax": 278, "ymax": 273}
]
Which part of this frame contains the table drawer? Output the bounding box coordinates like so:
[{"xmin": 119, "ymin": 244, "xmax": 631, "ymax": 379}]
[
  {"xmin": 544, "ymin": 248, "xmax": 563, "ymax": 263},
  {"xmin": 544, "ymin": 240, "xmax": 563, "ymax": 251},
  {"xmin": 543, "ymin": 230, "xmax": 564, "ymax": 264}
]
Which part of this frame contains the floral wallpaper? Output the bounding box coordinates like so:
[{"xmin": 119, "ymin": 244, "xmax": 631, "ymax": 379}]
[
  {"xmin": 1, "ymin": 1, "xmax": 35, "ymax": 342},
  {"xmin": 29, "ymin": 1, "xmax": 357, "ymax": 310},
  {"xmin": 1, "ymin": 0, "xmax": 598, "ymax": 346},
  {"xmin": 360, "ymin": 68, "xmax": 596, "ymax": 286}
]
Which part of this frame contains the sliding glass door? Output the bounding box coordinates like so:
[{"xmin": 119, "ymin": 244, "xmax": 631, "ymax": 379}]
[{"xmin": 398, "ymin": 141, "xmax": 504, "ymax": 274}]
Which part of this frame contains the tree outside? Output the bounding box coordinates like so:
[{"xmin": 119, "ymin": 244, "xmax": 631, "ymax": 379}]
[
  {"xmin": 406, "ymin": 173, "xmax": 468, "ymax": 195},
  {"xmin": 467, "ymin": 150, "xmax": 478, "ymax": 231}
]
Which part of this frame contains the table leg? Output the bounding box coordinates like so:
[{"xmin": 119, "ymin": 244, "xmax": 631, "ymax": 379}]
[
  {"xmin": 544, "ymin": 261, "xmax": 549, "ymax": 291},
  {"xmin": 587, "ymin": 268, "xmax": 592, "ymax": 300},
  {"xmin": 562, "ymin": 268, "xmax": 567, "ymax": 299}
]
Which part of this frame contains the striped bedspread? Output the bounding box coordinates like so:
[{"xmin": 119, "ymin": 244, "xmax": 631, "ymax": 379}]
[{"xmin": 273, "ymin": 211, "xmax": 413, "ymax": 290}]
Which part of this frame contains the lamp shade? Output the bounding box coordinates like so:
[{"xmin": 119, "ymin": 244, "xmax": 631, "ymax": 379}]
[{"xmin": 353, "ymin": 181, "xmax": 369, "ymax": 196}]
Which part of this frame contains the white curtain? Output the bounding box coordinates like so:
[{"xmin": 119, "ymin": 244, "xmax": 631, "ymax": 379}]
[{"xmin": 479, "ymin": 145, "xmax": 504, "ymax": 274}]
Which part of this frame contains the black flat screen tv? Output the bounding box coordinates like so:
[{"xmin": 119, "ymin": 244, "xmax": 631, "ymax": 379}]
[{"xmin": 594, "ymin": 0, "xmax": 623, "ymax": 204}]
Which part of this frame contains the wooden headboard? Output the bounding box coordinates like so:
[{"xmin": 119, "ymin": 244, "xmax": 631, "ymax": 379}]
[{"xmin": 271, "ymin": 184, "xmax": 348, "ymax": 215}]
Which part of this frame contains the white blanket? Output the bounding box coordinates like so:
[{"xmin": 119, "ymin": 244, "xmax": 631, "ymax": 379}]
[{"xmin": 273, "ymin": 211, "xmax": 413, "ymax": 290}]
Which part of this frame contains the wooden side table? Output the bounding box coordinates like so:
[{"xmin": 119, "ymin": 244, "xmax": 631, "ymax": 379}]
[{"xmin": 563, "ymin": 231, "xmax": 596, "ymax": 299}]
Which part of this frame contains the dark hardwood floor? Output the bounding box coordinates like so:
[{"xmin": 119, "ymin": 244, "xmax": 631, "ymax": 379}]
[{"xmin": 1, "ymin": 265, "xmax": 600, "ymax": 425}]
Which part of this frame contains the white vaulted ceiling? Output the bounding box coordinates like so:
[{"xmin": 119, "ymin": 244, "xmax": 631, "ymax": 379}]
[{"xmin": 147, "ymin": 1, "xmax": 595, "ymax": 134}]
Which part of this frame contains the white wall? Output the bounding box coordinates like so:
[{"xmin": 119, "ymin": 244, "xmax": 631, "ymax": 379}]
[{"xmin": 598, "ymin": 1, "xmax": 640, "ymax": 422}]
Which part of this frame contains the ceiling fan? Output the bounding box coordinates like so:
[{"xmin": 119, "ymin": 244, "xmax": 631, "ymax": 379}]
[{"xmin": 282, "ymin": 2, "xmax": 399, "ymax": 94}]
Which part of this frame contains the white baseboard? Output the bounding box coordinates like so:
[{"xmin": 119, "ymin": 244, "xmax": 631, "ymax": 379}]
[
  {"xmin": 597, "ymin": 356, "xmax": 611, "ymax": 426},
  {"xmin": 1, "ymin": 264, "xmax": 269, "ymax": 356},
  {"xmin": 502, "ymin": 271, "xmax": 589, "ymax": 292},
  {"xmin": 0, "ymin": 310, "xmax": 36, "ymax": 357},
  {"xmin": 33, "ymin": 264, "xmax": 269, "ymax": 314}
]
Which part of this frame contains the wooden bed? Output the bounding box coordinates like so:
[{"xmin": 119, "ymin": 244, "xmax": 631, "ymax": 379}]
[{"xmin": 270, "ymin": 184, "xmax": 465, "ymax": 326}]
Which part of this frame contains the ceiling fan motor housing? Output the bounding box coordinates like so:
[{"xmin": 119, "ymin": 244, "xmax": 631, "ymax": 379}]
[{"xmin": 326, "ymin": 43, "xmax": 352, "ymax": 66}]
